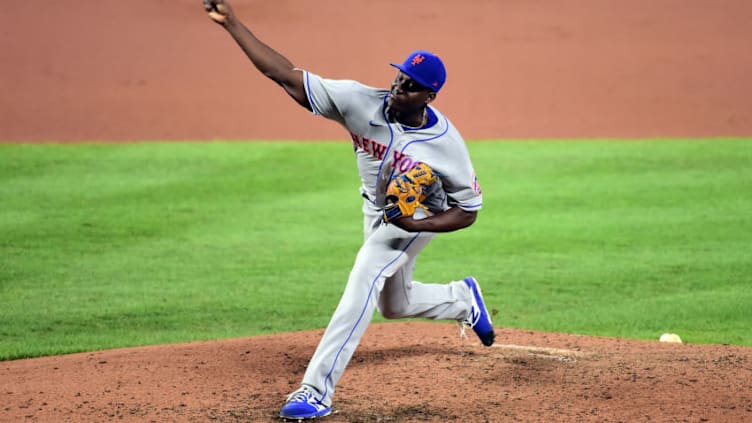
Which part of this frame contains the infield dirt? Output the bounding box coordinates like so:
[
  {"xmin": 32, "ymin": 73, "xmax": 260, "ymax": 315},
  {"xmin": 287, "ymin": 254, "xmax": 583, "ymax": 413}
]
[
  {"xmin": 2, "ymin": 1, "xmax": 751, "ymax": 422},
  {"xmin": 3, "ymin": 323, "xmax": 752, "ymax": 422}
]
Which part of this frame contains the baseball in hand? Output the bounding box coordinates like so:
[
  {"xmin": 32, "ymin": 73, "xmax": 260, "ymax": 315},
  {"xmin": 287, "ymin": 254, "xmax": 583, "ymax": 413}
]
[{"xmin": 204, "ymin": 0, "xmax": 231, "ymax": 24}]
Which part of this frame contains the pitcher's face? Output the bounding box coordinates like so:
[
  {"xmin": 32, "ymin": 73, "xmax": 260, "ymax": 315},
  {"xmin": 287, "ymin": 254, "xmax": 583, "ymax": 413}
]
[{"xmin": 387, "ymin": 72, "xmax": 435, "ymax": 113}]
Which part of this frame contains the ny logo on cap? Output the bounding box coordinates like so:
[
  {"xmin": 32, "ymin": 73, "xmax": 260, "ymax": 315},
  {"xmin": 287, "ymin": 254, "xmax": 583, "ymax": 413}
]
[{"xmin": 411, "ymin": 54, "xmax": 425, "ymax": 66}]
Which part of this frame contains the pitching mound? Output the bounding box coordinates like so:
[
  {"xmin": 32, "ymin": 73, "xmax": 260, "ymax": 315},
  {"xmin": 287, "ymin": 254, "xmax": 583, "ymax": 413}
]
[{"xmin": 2, "ymin": 322, "xmax": 750, "ymax": 422}]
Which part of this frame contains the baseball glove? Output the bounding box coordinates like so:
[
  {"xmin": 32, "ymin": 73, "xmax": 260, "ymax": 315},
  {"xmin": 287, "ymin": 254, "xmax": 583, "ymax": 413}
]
[{"xmin": 383, "ymin": 163, "xmax": 437, "ymax": 223}]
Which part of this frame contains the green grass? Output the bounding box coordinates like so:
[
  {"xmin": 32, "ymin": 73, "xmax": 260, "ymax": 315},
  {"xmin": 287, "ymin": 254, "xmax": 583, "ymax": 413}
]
[{"xmin": 1, "ymin": 139, "xmax": 750, "ymax": 360}]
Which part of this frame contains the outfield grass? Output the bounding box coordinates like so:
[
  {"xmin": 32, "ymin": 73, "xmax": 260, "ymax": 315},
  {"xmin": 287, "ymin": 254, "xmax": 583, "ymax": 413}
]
[{"xmin": 1, "ymin": 139, "xmax": 750, "ymax": 360}]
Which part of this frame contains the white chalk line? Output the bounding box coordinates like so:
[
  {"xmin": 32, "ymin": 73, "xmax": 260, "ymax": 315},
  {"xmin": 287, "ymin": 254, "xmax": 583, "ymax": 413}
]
[{"xmin": 490, "ymin": 343, "xmax": 588, "ymax": 362}]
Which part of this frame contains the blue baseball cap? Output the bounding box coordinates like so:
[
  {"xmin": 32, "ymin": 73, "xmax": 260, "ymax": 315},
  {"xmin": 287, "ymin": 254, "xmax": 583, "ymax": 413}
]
[{"xmin": 390, "ymin": 50, "xmax": 447, "ymax": 92}]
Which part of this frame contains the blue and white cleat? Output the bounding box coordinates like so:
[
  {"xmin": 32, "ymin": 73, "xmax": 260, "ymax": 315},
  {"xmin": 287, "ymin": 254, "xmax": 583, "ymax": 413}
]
[
  {"xmin": 461, "ymin": 277, "xmax": 496, "ymax": 347},
  {"xmin": 280, "ymin": 385, "xmax": 332, "ymax": 421}
]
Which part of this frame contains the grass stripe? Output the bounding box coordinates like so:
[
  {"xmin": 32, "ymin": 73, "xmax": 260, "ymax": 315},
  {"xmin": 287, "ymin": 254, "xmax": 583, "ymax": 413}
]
[{"xmin": 1, "ymin": 138, "xmax": 750, "ymax": 359}]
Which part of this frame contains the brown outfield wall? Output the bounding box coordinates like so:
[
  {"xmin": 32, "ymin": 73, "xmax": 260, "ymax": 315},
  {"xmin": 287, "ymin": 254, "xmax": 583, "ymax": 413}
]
[{"xmin": 1, "ymin": 0, "xmax": 751, "ymax": 142}]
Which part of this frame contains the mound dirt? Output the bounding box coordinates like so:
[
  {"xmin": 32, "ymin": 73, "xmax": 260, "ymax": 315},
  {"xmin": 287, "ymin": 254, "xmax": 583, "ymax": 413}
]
[{"xmin": 2, "ymin": 322, "xmax": 751, "ymax": 422}]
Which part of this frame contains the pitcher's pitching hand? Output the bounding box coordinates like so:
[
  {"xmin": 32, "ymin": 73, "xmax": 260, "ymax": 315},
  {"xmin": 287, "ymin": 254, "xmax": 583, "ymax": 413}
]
[{"xmin": 203, "ymin": 0, "xmax": 233, "ymax": 25}]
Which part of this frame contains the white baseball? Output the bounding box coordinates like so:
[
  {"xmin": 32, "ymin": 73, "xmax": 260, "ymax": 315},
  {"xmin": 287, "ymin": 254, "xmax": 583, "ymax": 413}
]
[{"xmin": 659, "ymin": 333, "xmax": 682, "ymax": 343}]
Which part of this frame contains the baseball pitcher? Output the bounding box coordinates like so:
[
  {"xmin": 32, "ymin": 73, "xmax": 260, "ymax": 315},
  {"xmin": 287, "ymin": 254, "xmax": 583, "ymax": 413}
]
[{"xmin": 205, "ymin": 1, "xmax": 495, "ymax": 420}]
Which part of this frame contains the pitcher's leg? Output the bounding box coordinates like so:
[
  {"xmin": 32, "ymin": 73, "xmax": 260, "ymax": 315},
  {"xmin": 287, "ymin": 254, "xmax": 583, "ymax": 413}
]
[
  {"xmin": 378, "ymin": 253, "xmax": 472, "ymax": 321},
  {"xmin": 300, "ymin": 226, "xmax": 425, "ymax": 406}
]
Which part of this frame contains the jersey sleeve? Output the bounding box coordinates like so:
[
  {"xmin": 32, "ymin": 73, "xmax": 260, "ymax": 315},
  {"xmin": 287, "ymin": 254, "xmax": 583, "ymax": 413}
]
[
  {"xmin": 421, "ymin": 158, "xmax": 483, "ymax": 213},
  {"xmin": 303, "ymin": 71, "xmax": 365, "ymax": 125},
  {"xmin": 439, "ymin": 136, "xmax": 483, "ymax": 212},
  {"xmin": 444, "ymin": 168, "xmax": 483, "ymax": 212}
]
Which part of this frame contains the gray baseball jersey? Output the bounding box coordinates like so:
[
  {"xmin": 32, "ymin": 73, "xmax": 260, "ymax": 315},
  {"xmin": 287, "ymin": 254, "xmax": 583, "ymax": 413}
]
[
  {"xmin": 297, "ymin": 71, "xmax": 482, "ymax": 407},
  {"xmin": 303, "ymin": 72, "xmax": 483, "ymax": 214}
]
